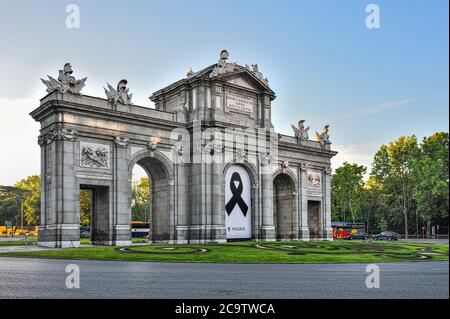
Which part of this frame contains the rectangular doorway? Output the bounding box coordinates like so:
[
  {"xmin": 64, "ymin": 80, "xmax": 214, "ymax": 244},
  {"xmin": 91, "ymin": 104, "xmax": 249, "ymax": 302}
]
[
  {"xmin": 80, "ymin": 185, "xmax": 110, "ymax": 244},
  {"xmin": 307, "ymin": 200, "xmax": 321, "ymax": 239}
]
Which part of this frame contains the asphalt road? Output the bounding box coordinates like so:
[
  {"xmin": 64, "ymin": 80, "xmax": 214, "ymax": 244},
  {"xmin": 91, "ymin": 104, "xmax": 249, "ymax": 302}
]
[{"xmin": 0, "ymin": 257, "xmax": 447, "ymax": 299}]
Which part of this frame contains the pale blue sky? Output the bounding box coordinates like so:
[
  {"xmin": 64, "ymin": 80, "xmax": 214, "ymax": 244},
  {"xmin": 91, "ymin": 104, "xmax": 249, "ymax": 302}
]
[{"xmin": 0, "ymin": 0, "xmax": 448, "ymax": 184}]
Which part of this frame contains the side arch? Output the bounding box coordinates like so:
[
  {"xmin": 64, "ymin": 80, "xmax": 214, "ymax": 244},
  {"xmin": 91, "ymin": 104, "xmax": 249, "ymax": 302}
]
[
  {"xmin": 128, "ymin": 149, "xmax": 175, "ymax": 242},
  {"xmin": 272, "ymin": 168, "xmax": 298, "ymax": 240},
  {"xmin": 272, "ymin": 168, "xmax": 298, "ymax": 191},
  {"xmin": 128, "ymin": 149, "xmax": 174, "ymax": 181}
]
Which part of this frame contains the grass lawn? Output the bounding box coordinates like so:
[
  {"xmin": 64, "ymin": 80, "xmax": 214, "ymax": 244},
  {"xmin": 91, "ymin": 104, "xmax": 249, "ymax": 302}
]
[
  {"xmin": 1, "ymin": 240, "xmax": 448, "ymax": 263},
  {"xmin": 0, "ymin": 237, "xmax": 37, "ymax": 246},
  {"xmin": 0, "ymin": 237, "xmax": 144, "ymax": 246},
  {"xmin": 79, "ymin": 238, "xmax": 149, "ymax": 245}
]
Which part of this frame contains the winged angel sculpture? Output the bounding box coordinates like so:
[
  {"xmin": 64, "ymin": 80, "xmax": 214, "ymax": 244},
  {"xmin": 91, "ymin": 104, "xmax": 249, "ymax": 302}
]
[
  {"xmin": 104, "ymin": 79, "xmax": 133, "ymax": 106},
  {"xmin": 41, "ymin": 63, "xmax": 87, "ymax": 95}
]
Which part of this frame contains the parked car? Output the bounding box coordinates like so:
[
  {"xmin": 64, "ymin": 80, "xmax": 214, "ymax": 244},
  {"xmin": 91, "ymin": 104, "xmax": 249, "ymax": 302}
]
[
  {"xmin": 373, "ymin": 231, "xmax": 401, "ymax": 241},
  {"xmin": 344, "ymin": 232, "xmax": 368, "ymax": 240},
  {"xmin": 80, "ymin": 227, "xmax": 90, "ymax": 238}
]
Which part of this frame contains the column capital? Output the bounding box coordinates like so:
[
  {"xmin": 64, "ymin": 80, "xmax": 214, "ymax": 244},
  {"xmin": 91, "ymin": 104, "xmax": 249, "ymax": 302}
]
[
  {"xmin": 39, "ymin": 128, "xmax": 78, "ymax": 145},
  {"xmin": 37, "ymin": 135, "xmax": 47, "ymax": 146},
  {"xmin": 260, "ymin": 152, "xmax": 273, "ymax": 165},
  {"xmin": 115, "ymin": 136, "xmax": 129, "ymax": 148},
  {"xmin": 60, "ymin": 128, "xmax": 78, "ymax": 141}
]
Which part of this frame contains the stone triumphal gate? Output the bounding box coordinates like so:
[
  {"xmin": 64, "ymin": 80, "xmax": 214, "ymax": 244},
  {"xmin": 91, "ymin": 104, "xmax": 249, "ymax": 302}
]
[{"xmin": 31, "ymin": 51, "xmax": 337, "ymax": 247}]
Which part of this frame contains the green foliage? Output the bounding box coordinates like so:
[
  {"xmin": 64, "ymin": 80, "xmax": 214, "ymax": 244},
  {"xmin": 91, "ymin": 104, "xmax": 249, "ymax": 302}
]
[
  {"xmin": 371, "ymin": 135, "xmax": 420, "ymax": 237},
  {"xmin": 131, "ymin": 176, "xmax": 151, "ymax": 222},
  {"xmin": 0, "ymin": 196, "xmax": 20, "ymax": 225},
  {"xmin": 377, "ymin": 217, "xmax": 388, "ymax": 232},
  {"xmin": 331, "ymin": 162, "xmax": 366, "ymax": 223},
  {"xmin": 0, "ymin": 177, "xmax": 40, "ymax": 226},
  {"xmin": 360, "ymin": 177, "xmax": 388, "ymax": 233},
  {"xmin": 1, "ymin": 174, "xmax": 151, "ymax": 228},
  {"xmin": 411, "ymin": 133, "xmax": 449, "ymax": 232},
  {"xmin": 13, "ymin": 175, "xmax": 41, "ymax": 225},
  {"xmin": 331, "ymin": 132, "xmax": 449, "ymax": 237},
  {"xmin": 80, "ymin": 190, "xmax": 92, "ymax": 227}
]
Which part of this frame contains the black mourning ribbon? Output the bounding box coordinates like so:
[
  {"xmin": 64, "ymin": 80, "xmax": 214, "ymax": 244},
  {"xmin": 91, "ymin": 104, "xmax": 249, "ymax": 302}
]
[{"xmin": 225, "ymin": 172, "xmax": 248, "ymax": 217}]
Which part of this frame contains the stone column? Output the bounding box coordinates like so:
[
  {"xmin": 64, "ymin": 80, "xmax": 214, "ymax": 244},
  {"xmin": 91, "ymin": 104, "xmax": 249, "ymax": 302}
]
[
  {"xmin": 251, "ymin": 182, "xmax": 260, "ymax": 239},
  {"xmin": 168, "ymin": 179, "xmax": 176, "ymax": 243},
  {"xmin": 39, "ymin": 128, "xmax": 80, "ymax": 248},
  {"xmin": 175, "ymin": 161, "xmax": 189, "ymax": 243},
  {"xmin": 173, "ymin": 130, "xmax": 190, "ymax": 243},
  {"xmin": 260, "ymin": 157, "xmax": 275, "ymax": 241},
  {"xmin": 292, "ymin": 190, "xmax": 299, "ymax": 240},
  {"xmin": 188, "ymin": 120, "xmax": 203, "ymax": 243},
  {"xmin": 37, "ymin": 135, "xmax": 48, "ymax": 243},
  {"xmin": 299, "ymin": 163, "xmax": 310, "ymax": 240},
  {"xmin": 112, "ymin": 136, "xmax": 132, "ymax": 246},
  {"xmin": 210, "ymin": 144, "xmax": 226, "ymax": 242},
  {"xmin": 323, "ymin": 166, "xmax": 333, "ymax": 240}
]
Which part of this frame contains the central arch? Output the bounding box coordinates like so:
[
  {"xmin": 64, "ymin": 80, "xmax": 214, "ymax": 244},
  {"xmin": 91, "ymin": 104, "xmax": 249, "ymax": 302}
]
[
  {"xmin": 129, "ymin": 150, "xmax": 174, "ymax": 243},
  {"xmin": 223, "ymin": 160, "xmax": 258, "ymax": 240}
]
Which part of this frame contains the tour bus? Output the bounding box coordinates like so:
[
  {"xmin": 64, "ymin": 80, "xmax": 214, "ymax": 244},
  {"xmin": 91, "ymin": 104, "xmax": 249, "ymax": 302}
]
[
  {"xmin": 0, "ymin": 225, "xmax": 38, "ymax": 237},
  {"xmin": 331, "ymin": 222, "xmax": 366, "ymax": 239},
  {"xmin": 131, "ymin": 221, "xmax": 150, "ymax": 238}
]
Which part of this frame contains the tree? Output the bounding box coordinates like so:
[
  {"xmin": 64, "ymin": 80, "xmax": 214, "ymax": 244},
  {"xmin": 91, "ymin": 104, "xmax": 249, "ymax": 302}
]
[
  {"xmin": 3, "ymin": 176, "xmax": 93, "ymax": 228},
  {"xmin": 331, "ymin": 162, "xmax": 367, "ymax": 223},
  {"xmin": 371, "ymin": 136, "xmax": 420, "ymax": 238},
  {"xmin": 131, "ymin": 177, "xmax": 151, "ymax": 222},
  {"xmin": 360, "ymin": 176, "xmax": 387, "ymax": 234},
  {"xmin": 14, "ymin": 175, "xmax": 41, "ymax": 225},
  {"xmin": 412, "ymin": 132, "xmax": 449, "ymax": 237},
  {"xmin": 0, "ymin": 195, "xmax": 20, "ymax": 227},
  {"xmin": 1, "ymin": 173, "xmax": 153, "ymax": 229},
  {"xmin": 80, "ymin": 189, "xmax": 92, "ymax": 227},
  {"xmin": 377, "ymin": 216, "xmax": 388, "ymax": 232}
]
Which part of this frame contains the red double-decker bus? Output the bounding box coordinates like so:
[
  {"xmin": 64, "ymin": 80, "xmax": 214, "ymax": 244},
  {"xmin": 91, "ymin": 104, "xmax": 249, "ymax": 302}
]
[{"xmin": 332, "ymin": 222, "xmax": 366, "ymax": 239}]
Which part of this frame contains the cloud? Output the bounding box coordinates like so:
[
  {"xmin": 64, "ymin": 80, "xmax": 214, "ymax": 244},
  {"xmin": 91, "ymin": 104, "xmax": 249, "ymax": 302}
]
[
  {"xmin": 0, "ymin": 96, "xmax": 41, "ymax": 185},
  {"xmin": 362, "ymin": 98, "xmax": 417, "ymax": 115},
  {"xmin": 331, "ymin": 143, "xmax": 380, "ymax": 178},
  {"xmin": 344, "ymin": 98, "xmax": 417, "ymax": 119}
]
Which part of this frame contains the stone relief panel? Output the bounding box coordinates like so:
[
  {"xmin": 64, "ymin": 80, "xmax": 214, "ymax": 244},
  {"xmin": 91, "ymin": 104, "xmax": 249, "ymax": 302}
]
[
  {"xmin": 80, "ymin": 142, "xmax": 110, "ymax": 169},
  {"xmin": 307, "ymin": 170, "xmax": 322, "ymax": 190}
]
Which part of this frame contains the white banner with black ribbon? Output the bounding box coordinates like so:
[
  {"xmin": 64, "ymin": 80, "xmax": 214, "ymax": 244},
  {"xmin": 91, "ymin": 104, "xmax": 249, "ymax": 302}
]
[{"xmin": 225, "ymin": 165, "xmax": 251, "ymax": 239}]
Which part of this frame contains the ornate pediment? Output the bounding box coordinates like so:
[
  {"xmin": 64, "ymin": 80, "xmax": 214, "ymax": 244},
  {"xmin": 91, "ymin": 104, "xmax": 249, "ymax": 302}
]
[
  {"xmin": 224, "ymin": 73, "xmax": 260, "ymax": 91},
  {"xmin": 150, "ymin": 49, "xmax": 276, "ymax": 107},
  {"xmin": 206, "ymin": 50, "xmax": 272, "ymax": 92}
]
